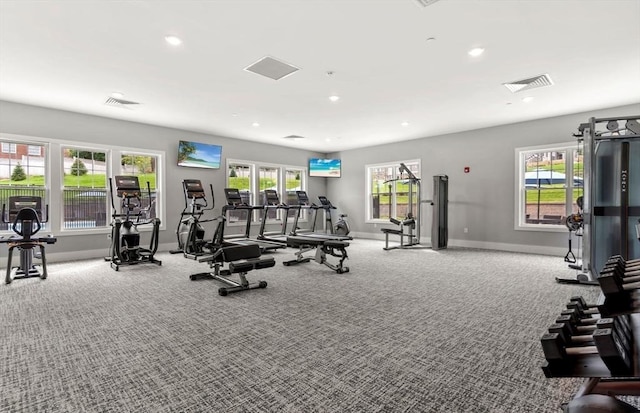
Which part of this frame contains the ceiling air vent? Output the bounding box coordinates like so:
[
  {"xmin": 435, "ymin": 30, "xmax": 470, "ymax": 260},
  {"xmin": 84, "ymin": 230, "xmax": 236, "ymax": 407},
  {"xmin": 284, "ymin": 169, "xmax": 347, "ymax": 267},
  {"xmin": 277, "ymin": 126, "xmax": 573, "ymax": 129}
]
[
  {"xmin": 503, "ymin": 74, "xmax": 554, "ymax": 93},
  {"xmin": 283, "ymin": 135, "xmax": 305, "ymax": 141},
  {"xmin": 104, "ymin": 97, "xmax": 140, "ymax": 108},
  {"xmin": 413, "ymin": 0, "xmax": 441, "ymax": 7},
  {"xmin": 244, "ymin": 56, "xmax": 300, "ymax": 81}
]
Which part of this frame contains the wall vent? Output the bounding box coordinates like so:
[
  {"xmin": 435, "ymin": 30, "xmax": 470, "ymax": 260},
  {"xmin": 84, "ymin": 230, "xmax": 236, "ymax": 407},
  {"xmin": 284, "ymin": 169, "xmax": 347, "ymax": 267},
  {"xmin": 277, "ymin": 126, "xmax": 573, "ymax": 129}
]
[
  {"xmin": 413, "ymin": 0, "xmax": 441, "ymax": 7},
  {"xmin": 104, "ymin": 97, "xmax": 140, "ymax": 108},
  {"xmin": 502, "ymin": 74, "xmax": 554, "ymax": 93},
  {"xmin": 244, "ymin": 56, "xmax": 300, "ymax": 81}
]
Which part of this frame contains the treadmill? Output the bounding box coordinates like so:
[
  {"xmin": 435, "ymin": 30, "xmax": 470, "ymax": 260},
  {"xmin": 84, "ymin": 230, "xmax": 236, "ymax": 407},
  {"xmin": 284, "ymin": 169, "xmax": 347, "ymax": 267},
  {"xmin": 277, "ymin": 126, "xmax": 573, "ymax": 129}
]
[
  {"xmin": 257, "ymin": 189, "xmax": 290, "ymax": 245},
  {"xmin": 222, "ymin": 188, "xmax": 284, "ymax": 252},
  {"xmin": 290, "ymin": 191, "xmax": 352, "ymax": 241}
]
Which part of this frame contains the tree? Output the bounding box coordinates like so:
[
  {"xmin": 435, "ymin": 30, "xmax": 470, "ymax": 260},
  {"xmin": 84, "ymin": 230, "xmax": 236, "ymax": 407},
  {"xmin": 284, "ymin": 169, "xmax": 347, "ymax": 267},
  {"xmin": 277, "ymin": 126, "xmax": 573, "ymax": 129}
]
[
  {"xmin": 229, "ymin": 168, "xmax": 237, "ymax": 177},
  {"xmin": 71, "ymin": 158, "xmax": 88, "ymax": 176},
  {"xmin": 178, "ymin": 141, "xmax": 196, "ymax": 163},
  {"xmin": 11, "ymin": 163, "xmax": 27, "ymax": 181}
]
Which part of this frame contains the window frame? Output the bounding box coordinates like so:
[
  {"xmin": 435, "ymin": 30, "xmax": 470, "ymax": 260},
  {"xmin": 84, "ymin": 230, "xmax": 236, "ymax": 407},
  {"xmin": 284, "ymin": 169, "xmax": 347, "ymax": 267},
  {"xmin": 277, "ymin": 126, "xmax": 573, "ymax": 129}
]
[
  {"xmin": 226, "ymin": 158, "xmax": 307, "ymax": 225},
  {"xmin": 514, "ymin": 141, "xmax": 582, "ymax": 232},
  {"xmin": 61, "ymin": 145, "xmax": 110, "ymax": 230},
  {"xmin": 365, "ymin": 159, "xmax": 421, "ymax": 223},
  {"xmin": 0, "ymin": 133, "xmax": 166, "ymax": 236}
]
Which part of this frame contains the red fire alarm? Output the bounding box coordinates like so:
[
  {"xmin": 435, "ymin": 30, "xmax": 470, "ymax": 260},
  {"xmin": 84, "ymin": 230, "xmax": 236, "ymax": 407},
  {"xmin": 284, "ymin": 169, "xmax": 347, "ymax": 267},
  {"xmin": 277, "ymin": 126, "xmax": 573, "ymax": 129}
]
[{"xmin": 464, "ymin": 166, "xmax": 470, "ymax": 173}]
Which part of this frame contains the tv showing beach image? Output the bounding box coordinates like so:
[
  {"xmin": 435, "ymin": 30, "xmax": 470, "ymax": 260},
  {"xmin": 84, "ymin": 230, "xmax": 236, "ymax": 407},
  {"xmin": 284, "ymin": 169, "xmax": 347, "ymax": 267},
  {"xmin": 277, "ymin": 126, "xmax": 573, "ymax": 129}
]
[
  {"xmin": 177, "ymin": 140, "xmax": 222, "ymax": 169},
  {"xmin": 309, "ymin": 158, "xmax": 341, "ymax": 178}
]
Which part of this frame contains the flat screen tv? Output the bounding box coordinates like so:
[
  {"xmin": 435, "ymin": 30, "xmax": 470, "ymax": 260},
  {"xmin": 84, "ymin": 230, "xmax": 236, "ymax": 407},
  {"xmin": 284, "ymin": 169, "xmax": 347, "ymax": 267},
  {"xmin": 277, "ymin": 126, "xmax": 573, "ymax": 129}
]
[
  {"xmin": 177, "ymin": 140, "xmax": 222, "ymax": 169},
  {"xmin": 309, "ymin": 158, "xmax": 341, "ymax": 178}
]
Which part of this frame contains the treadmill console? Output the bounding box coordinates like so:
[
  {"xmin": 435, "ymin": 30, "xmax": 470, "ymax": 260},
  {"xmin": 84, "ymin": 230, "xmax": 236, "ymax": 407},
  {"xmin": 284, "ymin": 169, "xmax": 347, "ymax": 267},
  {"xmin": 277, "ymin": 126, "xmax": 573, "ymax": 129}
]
[{"xmin": 264, "ymin": 190, "xmax": 281, "ymax": 205}]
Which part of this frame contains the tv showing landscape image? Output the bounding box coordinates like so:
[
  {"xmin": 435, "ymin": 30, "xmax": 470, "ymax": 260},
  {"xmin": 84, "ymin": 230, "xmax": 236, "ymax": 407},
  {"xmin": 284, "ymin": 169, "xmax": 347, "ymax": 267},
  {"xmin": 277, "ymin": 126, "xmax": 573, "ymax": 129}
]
[
  {"xmin": 177, "ymin": 140, "xmax": 222, "ymax": 169},
  {"xmin": 309, "ymin": 158, "xmax": 341, "ymax": 178}
]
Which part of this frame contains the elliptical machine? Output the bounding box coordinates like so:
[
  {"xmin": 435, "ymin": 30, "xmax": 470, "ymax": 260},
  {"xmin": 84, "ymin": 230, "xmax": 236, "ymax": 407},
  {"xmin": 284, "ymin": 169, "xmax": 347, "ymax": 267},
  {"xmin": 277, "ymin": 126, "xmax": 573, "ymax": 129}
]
[
  {"xmin": 170, "ymin": 179, "xmax": 217, "ymax": 259},
  {"xmin": 106, "ymin": 175, "xmax": 161, "ymax": 271}
]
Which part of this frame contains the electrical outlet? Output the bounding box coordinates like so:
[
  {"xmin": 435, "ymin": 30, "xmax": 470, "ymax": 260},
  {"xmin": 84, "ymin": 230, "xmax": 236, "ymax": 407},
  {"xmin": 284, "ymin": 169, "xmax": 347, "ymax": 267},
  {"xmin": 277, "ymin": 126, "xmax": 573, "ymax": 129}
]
[{"xmin": 464, "ymin": 227, "xmax": 468, "ymax": 233}]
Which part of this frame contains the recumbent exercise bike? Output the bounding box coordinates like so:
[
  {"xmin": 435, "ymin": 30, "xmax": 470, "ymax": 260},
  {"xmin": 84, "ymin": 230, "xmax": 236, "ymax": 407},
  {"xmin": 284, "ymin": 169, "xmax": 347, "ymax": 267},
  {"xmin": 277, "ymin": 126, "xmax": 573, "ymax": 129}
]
[{"xmin": 0, "ymin": 195, "xmax": 57, "ymax": 284}]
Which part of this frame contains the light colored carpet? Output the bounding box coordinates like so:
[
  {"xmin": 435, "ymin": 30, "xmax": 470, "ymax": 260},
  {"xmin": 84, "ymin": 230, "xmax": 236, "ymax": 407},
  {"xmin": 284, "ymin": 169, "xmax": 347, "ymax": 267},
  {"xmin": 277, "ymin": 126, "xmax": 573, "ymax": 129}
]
[{"xmin": 0, "ymin": 239, "xmax": 628, "ymax": 412}]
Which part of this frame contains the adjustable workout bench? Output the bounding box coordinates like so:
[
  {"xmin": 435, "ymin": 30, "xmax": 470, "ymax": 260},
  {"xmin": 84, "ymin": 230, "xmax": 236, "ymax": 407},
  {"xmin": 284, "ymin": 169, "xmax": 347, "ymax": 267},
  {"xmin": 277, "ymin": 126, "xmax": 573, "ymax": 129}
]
[
  {"xmin": 283, "ymin": 235, "xmax": 350, "ymax": 274},
  {"xmin": 381, "ymin": 216, "xmax": 418, "ymax": 250},
  {"xmin": 191, "ymin": 243, "xmax": 275, "ymax": 296}
]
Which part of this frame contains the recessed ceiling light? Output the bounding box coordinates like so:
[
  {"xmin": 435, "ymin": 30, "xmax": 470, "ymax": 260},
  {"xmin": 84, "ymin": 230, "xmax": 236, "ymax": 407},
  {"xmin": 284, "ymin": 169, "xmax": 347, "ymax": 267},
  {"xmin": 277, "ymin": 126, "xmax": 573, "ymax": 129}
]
[
  {"xmin": 401, "ymin": 122, "xmax": 409, "ymax": 127},
  {"xmin": 165, "ymin": 35, "xmax": 182, "ymax": 46},
  {"xmin": 522, "ymin": 96, "xmax": 534, "ymax": 103},
  {"xmin": 111, "ymin": 92, "xmax": 124, "ymax": 99},
  {"xmin": 252, "ymin": 122, "xmax": 260, "ymax": 127},
  {"xmin": 325, "ymin": 138, "xmax": 332, "ymax": 142},
  {"xmin": 468, "ymin": 47, "xmax": 485, "ymax": 57},
  {"xmin": 329, "ymin": 95, "xmax": 340, "ymax": 102}
]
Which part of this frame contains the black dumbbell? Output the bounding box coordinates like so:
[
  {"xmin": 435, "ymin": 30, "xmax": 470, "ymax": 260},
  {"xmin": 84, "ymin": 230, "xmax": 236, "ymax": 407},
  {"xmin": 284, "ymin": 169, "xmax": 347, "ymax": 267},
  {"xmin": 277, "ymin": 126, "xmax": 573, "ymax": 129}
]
[
  {"xmin": 593, "ymin": 327, "xmax": 634, "ymax": 375},
  {"xmin": 602, "ymin": 261, "xmax": 640, "ymax": 278},
  {"xmin": 598, "ymin": 269, "xmax": 640, "ymax": 295},
  {"xmin": 550, "ymin": 317, "xmax": 630, "ymax": 346},
  {"xmin": 541, "ymin": 325, "xmax": 633, "ymax": 375},
  {"xmin": 606, "ymin": 255, "xmax": 640, "ymax": 268}
]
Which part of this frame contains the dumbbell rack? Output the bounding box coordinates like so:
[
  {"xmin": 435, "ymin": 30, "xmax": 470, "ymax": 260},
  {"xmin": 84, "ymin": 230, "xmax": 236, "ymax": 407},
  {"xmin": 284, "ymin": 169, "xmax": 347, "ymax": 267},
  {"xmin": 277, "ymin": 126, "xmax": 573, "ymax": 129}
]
[{"xmin": 541, "ymin": 255, "xmax": 640, "ymax": 401}]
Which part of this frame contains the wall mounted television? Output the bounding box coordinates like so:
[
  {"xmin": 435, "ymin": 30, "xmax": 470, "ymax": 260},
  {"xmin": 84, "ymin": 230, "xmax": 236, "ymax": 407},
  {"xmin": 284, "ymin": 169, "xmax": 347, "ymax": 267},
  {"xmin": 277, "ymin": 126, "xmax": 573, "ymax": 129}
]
[
  {"xmin": 309, "ymin": 158, "xmax": 341, "ymax": 178},
  {"xmin": 177, "ymin": 140, "xmax": 222, "ymax": 169}
]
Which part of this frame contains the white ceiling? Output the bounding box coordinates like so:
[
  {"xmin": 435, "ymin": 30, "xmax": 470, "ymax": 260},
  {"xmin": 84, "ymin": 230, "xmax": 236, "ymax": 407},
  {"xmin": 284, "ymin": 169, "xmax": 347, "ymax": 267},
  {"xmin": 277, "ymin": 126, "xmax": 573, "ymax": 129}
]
[{"xmin": 1, "ymin": 0, "xmax": 639, "ymax": 152}]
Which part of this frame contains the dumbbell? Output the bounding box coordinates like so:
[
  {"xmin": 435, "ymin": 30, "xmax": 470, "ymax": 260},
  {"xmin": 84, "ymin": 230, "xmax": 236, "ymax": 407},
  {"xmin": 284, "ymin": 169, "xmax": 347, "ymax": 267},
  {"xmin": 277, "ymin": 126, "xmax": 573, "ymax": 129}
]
[
  {"xmin": 606, "ymin": 255, "xmax": 640, "ymax": 268},
  {"xmin": 551, "ymin": 316, "xmax": 631, "ymax": 346},
  {"xmin": 541, "ymin": 324, "xmax": 633, "ymax": 375},
  {"xmin": 563, "ymin": 297, "xmax": 633, "ymax": 337},
  {"xmin": 602, "ymin": 260, "xmax": 640, "ymax": 278},
  {"xmin": 598, "ymin": 268, "xmax": 640, "ymax": 295},
  {"xmin": 566, "ymin": 296, "xmax": 599, "ymax": 318}
]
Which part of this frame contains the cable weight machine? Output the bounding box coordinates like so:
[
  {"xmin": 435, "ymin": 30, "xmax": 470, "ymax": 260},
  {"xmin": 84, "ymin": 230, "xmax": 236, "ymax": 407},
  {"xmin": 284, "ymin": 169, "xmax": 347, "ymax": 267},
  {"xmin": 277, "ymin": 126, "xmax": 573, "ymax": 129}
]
[
  {"xmin": 380, "ymin": 163, "xmax": 448, "ymax": 250},
  {"xmin": 558, "ymin": 116, "xmax": 640, "ymax": 284}
]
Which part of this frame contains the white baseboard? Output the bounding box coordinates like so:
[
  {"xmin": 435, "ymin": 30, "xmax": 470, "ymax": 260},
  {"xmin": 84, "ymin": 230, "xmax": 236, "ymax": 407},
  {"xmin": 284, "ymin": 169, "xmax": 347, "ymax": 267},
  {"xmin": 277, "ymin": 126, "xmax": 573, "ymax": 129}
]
[
  {"xmin": 0, "ymin": 237, "xmax": 566, "ymax": 267},
  {"xmin": 351, "ymin": 231, "xmax": 566, "ymax": 257},
  {"xmin": 0, "ymin": 242, "xmax": 177, "ymax": 267}
]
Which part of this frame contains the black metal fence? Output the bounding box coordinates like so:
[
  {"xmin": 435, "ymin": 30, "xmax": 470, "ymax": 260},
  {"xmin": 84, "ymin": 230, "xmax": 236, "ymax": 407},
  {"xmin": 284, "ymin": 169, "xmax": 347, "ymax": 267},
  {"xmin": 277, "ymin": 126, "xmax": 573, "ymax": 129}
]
[{"xmin": 0, "ymin": 186, "xmax": 157, "ymax": 231}]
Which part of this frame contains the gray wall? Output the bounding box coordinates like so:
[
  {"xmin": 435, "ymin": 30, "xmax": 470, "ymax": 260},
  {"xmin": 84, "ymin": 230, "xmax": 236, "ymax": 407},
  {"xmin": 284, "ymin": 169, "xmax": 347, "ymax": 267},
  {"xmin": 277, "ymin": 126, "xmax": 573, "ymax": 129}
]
[
  {"xmin": 2, "ymin": 100, "xmax": 639, "ymax": 259},
  {"xmin": 0, "ymin": 100, "xmax": 326, "ymax": 261},
  {"xmin": 327, "ymin": 103, "xmax": 640, "ymax": 255}
]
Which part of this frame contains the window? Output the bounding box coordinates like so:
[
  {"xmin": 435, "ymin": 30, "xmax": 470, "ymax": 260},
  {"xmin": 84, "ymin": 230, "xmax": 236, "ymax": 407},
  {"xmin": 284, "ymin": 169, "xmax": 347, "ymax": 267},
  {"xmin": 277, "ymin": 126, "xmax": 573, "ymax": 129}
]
[
  {"xmin": 515, "ymin": 143, "xmax": 583, "ymax": 230},
  {"xmin": 366, "ymin": 160, "xmax": 420, "ymax": 222},
  {"xmin": 1, "ymin": 142, "xmax": 17, "ymax": 153},
  {"xmin": 226, "ymin": 159, "xmax": 306, "ymax": 224},
  {"xmin": 62, "ymin": 147, "xmax": 108, "ymax": 229},
  {"xmin": 259, "ymin": 166, "xmax": 278, "ymax": 220},
  {"xmin": 1, "ymin": 134, "xmax": 165, "ymax": 236},
  {"xmin": 0, "ymin": 139, "xmax": 47, "ymax": 230},
  {"xmin": 227, "ymin": 162, "xmax": 253, "ymax": 223},
  {"xmin": 119, "ymin": 153, "xmax": 160, "ymax": 219},
  {"xmin": 285, "ymin": 167, "xmax": 304, "ymax": 220}
]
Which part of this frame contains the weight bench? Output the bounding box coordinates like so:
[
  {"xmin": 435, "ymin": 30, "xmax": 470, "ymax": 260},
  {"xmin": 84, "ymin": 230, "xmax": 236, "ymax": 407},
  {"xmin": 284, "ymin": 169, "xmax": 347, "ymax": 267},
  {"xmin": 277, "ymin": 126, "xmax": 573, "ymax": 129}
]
[
  {"xmin": 381, "ymin": 217, "xmax": 418, "ymax": 250},
  {"xmin": 284, "ymin": 235, "xmax": 350, "ymax": 274},
  {"xmin": 190, "ymin": 243, "xmax": 274, "ymax": 296}
]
